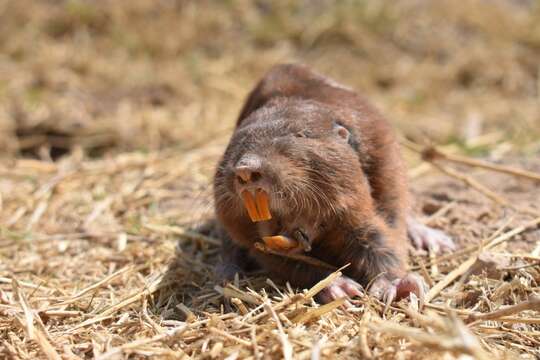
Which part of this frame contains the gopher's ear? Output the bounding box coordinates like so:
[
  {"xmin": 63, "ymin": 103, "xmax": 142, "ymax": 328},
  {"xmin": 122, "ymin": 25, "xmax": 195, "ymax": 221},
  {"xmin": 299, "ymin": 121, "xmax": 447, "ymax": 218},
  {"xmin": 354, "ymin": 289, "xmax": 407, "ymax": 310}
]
[{"xmin": 333, "ymin": 123, "xmax": 350, "ymax": 142}]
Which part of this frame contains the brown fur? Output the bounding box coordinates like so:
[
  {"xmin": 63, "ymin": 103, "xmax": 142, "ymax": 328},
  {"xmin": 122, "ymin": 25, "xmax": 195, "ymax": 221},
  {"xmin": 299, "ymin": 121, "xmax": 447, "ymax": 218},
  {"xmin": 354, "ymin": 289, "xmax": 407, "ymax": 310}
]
[{"xmin": 214, "ymin": 64, "xmax": 409, "ymax": 289}]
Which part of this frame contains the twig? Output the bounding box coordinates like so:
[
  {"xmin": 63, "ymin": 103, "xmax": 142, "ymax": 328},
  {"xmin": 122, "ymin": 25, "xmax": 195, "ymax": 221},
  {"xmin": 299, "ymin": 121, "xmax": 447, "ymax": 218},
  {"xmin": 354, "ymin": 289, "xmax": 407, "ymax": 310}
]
[
  {"xmin": 53, "ymin": 265, "xmax": 135, "ymax": 307},
  {"xmin": 426, "ymin": 257, "xmax": 477, "ymax": 303},
  {"xmin": 254, "ymin": 242, "xmax": 336, "ymax": 270},
  {"xmin": 484, "ymin": 217, "xmax": 540, "ymax": 250},
  {"xmin": 421, "ymin": 146, "xmax": 540, "ymax": 182},
  {"xmin": 242, "ymin": 270, "xmax": 345, "ymax": 324},
  {"xmin": 429, "ymin": 162, "xmax": 539, "ymax": 216},
  {"xmin": 209, "ymin": 327, "xmax": 252, "ymax": 347},
  {"xmin": 482, "ymin": 317, "xmax": 540, "ymax": 325},
  {"xmin": 466, "ymin": 296, "xmax": 540, "ymax": 324},
  {"xmin": 251, "ymin": 327, "xmax": 261, "ymax": 360},
  {"xmin": 96, "ymin": 314, "xmax": 237, "ymax": 360},
  {"xmin": 402, "ymin": 139, "xmax": 540, "ymax": 215},
  {"xmin": 425, "ymin": 201, "xmax": 455, "ymax": 225},
  {"xmin": 220, "ymin": 284, "xmax": 263, "ymax": 305},
  {"xmin": 303, "ymin": 270, "xmax": 344, "ymax": 301},
  {"xmin": 12, "ymin": 279, "xmax": 61, "ymax": 360},
  {"xmin": 358, "ymin": 312, "xmax": 372, "ymax": 359},
  {"xmin": 496, "ymin": 253, "xmax": 540, "ymax": 261},
  {"xmin": 292, "ymin": 297, "xmax": 346, "ymax": 324},
  {"xmin": 144, "ymin": 223, "xmax": 221, "ymax": 245},
  {"xmin": 264, "ymin": 301, "xmax": 293, "ymax": 360},
  {"xmin": 12, "ymin": 279, "xmax": 35, "ymax": 340},
  {"xmin": 96, "ymin": 324, "xmax": 190, "ymax": 360},
  {"xmin": 0, "ymin": 277, "xmax": 53, "ymax": 292},
  {"xmin": 369, "ymin": 319, "xmax": 489, "ymax": 360}
]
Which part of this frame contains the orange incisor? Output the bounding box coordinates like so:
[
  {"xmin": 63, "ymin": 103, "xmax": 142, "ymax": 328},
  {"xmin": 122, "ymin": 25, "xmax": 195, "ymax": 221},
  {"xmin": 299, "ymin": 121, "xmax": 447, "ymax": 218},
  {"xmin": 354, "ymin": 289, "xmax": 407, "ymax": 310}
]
[
  {"xmin": 241, "ymin": 189, "xmax": 272, "ymax": 222},
  {"xmin": 255, "ymin": 189, "xmax": 272, "ymax": 221},
  {"xmin": 262, "ymin": 235, "xmax": 298, "ymax": 250}
]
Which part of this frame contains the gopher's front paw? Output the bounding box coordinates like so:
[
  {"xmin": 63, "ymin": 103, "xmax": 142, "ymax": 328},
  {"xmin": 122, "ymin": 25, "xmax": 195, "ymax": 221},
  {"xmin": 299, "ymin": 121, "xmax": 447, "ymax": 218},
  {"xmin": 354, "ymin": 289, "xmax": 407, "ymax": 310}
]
[
  {"xmin": 317, "ymin": 276, "xmax": 364, "ymax": 308},
  {"xmin": 369, "ymin": 273, "xmax": 427, "ymax": 308},
  {"xmin": 408, "ymin": 218, "xmax": 455, "ymax": 253}
]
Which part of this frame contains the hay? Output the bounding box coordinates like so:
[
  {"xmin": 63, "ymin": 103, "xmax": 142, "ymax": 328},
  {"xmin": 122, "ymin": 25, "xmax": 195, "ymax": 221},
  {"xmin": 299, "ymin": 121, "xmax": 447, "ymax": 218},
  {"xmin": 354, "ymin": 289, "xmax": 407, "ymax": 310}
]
[
  {"xmin": 1, "ymin": 132, "xmax": 539, "ymax": 359},
  {"xmin": 1, "ymin": 1, "xmax": 540, "ymax": 359}
]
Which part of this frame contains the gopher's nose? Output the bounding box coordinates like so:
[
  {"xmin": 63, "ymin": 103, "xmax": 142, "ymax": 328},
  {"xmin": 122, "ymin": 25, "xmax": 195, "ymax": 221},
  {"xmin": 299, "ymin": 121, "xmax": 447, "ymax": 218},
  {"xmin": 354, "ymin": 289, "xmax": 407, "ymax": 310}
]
[
  {"xmin": 234, "ymin": 155, "xmax": 263, "ymax": 185},
  {"xmin": 235, "ymin": 166, "xmax": 262, "ymax": 184}
]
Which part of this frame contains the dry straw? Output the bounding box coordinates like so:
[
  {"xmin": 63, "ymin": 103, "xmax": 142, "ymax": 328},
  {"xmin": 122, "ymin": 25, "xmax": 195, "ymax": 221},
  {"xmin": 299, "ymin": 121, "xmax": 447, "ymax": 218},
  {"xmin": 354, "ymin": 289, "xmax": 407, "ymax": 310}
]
[
  {"xmin": 2, "ymin": 1, "xmax": 540, "ymax": 358},
  {"xmin": 1, "ymin": 142, "xmax": 539, "ymax": 359}
]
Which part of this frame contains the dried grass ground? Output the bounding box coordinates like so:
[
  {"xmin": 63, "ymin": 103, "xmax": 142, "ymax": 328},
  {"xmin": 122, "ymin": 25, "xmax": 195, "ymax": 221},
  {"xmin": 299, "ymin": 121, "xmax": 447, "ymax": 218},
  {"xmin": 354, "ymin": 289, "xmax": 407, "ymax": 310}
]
[{"xmin": 1, "ymin": 1, "xmax": 540, "ymax": 359}]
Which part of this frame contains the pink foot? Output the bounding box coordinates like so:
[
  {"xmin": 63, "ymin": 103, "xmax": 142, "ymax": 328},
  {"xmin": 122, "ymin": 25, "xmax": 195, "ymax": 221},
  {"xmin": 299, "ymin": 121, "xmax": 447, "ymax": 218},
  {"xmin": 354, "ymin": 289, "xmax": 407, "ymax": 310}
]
[
  {"xmin": 369, "ymin": 273, "xmax": 427, "ymax": 308},
  {"xmin": 318, "ymin": 276, "xmax": 364, "ymax": 307},
  {"xmin": 407, "ymin": 217, "xmax": 455, "ymax": 253}
]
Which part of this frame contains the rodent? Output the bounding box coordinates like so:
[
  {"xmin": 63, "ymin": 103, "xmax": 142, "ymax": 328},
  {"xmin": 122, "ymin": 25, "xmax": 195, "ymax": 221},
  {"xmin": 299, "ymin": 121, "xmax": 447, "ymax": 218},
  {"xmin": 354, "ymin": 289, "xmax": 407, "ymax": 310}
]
[{"xmin": 213, "ymin": 64, "xmax": 454, "ymax": 305}]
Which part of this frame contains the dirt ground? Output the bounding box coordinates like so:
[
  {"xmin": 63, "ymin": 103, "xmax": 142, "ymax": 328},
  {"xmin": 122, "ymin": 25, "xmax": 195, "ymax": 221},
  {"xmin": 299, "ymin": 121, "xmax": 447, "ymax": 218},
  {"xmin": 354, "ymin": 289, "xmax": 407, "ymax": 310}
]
[{"xmin": 1, "ymin": 1, "xmax": 540, "ymax": 359}]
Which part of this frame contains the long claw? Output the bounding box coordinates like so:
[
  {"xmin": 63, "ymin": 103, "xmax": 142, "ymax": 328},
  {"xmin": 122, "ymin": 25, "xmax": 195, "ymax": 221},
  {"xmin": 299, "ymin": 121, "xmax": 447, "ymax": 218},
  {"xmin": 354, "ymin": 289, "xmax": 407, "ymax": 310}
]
[
  {"xmin": 342, "ymin": 282, "xmax": 364, "ymax": 298},
  {"xmin": 395, "ymin": 273, "xmax": 426, "ymax": 301},
  {"xmin": 383, "ymin": 281, "xmax": 397, "ymax": 312},
  {"xmin": 396, "ymin": 273, "xmax": 427, "ymax": 308},
  {"xmin": 293, "ymin": 229, "xmax": 311, "ymax": 252}
]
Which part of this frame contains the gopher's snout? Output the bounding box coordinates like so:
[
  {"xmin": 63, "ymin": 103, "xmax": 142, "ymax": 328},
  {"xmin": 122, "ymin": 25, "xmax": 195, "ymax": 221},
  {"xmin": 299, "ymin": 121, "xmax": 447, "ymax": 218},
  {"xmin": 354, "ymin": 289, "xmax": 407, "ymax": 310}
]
[
  {"xmin": 234, "ymin": 154, "xmax": 264, "ymax": 185},
  {"xmin": 233, "ymin": 154, "xmax": 274, "ymax": 222}
]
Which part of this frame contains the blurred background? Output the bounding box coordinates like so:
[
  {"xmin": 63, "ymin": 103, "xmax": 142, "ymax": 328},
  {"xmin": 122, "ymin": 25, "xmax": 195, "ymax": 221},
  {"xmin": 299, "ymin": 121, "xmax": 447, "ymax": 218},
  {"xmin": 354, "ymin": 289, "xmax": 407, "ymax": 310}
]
[{"xmin": 1, "ymin": 0, "xmax": 539, "ymax": 162}]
